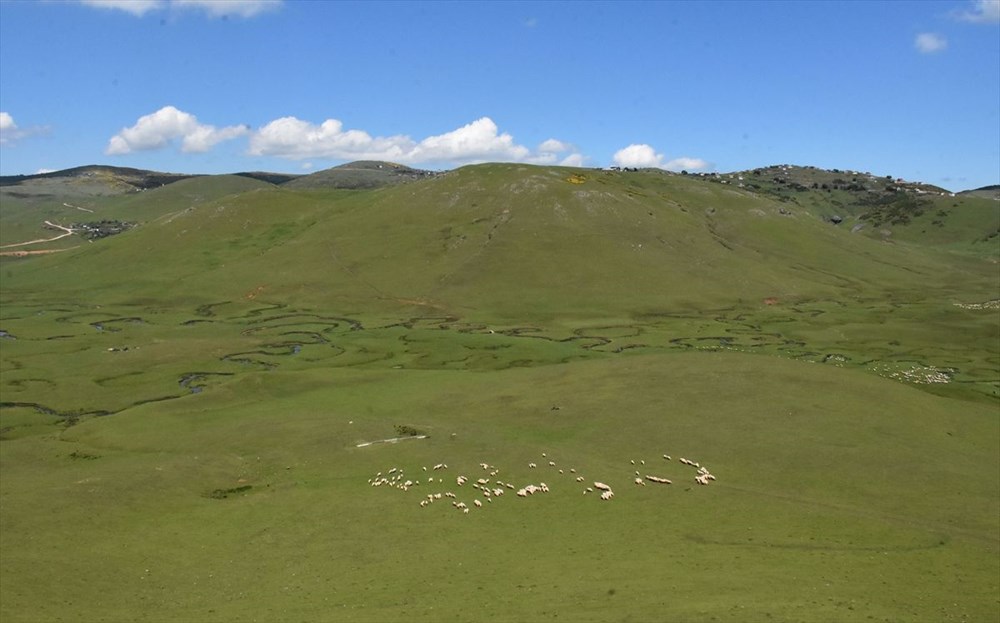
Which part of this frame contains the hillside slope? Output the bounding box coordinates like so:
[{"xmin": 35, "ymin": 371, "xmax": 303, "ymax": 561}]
[{"xmin": 3, "ymin": 164, "xmax": 992, "ymax": 315}]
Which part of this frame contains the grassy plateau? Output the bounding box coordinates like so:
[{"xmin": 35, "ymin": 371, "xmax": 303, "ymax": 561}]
[{"xmin": 1, "ymin": 162, "xmax": 998, "ymax": 622}]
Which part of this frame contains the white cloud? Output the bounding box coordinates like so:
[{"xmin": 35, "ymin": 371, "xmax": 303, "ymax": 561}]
[
  {"xmin": 559, "ymin": 153, "xmax": 587, "ymax": 167},
  {"xmin": 80, "ymin": 0, "xmax": 165, "ymax": 16},
  {"xmin": 78, "ymin": 0, "xmax": 282, "ymax": 18},
  {"xmin": 538, "ymin": 138, "xmax": 571, "ymax": 153},
  {"xmin": 612, "ymin": 144, "xmax": 663, "ymax": 168},
  {"xmin": 408, "ymin": 117, "xmax": 530, "ymax": 163},
  {"xmin": 35, "ymin": 168, "xmax": 57, "ymax": 174},
  {"xmin": 663, "ymin": 157, "xmax": 710, "ymax": 172},
  {"xmin": 612, "ymin": 144, "xmax": 709, "ymax": 171},
  {"xmin": 952, "ymin": 0, "xmax": 1000, "ymax": 23},
  {"xmin": 249, "ymin": 115, "xmax": 581, "ymax": 167},
  {"xmin": 915, "ymin": 33, "xmax": 948, "ymax": 53},
  {"xmin": 248, "ymin": 116, "xmax": 412, "ymax": 160},
  {"xmin": 172, "ymin": 0, "xmax": 283, "ymax": 18},
  {"xmin": 0, "ymin": 112, "xmax": 48, "ymax": 145},
  {"xmin": 0, "ymin": 112, "xmax": 15, "ymax": 135},
  {"xmin": 106, "ymin": 105, "xmax": 249, "ymax": 155}
]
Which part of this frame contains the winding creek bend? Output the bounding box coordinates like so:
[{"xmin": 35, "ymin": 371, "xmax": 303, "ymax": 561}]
[{"xmin": 3, "ymin": 298, "xmax": 995, "ymax": 425}]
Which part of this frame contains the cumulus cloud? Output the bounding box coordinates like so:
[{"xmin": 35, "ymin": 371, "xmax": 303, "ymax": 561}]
[
  {"xmin": 409, "ymin": 118, "xmax": 531, "ymax": 163},
  {"xmin": 613, "ymin": 144, "xmax": 664, "ymax": 168},
  {"xmin": 559, "ymin": 153, "xmax": 587, "ymax": 167},
  {"xmin": 952, "ymin": 0, "xmax": 1000, "ymax": 23},
  {"xmin": 249, "ymin": 115, "xmax": 583, "ymax": 166},
  {"xmin": 915, "ymin": 33, "xmax": 948, "ymax": 53},
  {"xmin": 612, "ymin": 144, "xmax": 709, "ymax": 171},
  {"xmin": 80, "ymin": 0, "xmax": 164, "ymax": 16},
  {"xmin": 106, "ymin": 106, "xmax": 249, "ymax": 155},
  {"xmin": 0, "ymin": 112, "xmax": 48, "ymax": 145},
  {"xmin": 538, "ymin": 138, "xmax": 571, "ymax": 153},
  {"xmin": 0, "ymin": 112, "xmax": 16, "ymax": 137},
  {"xmin": 172, "ymin": 0, "xmax": 283, "ymax": 18},
  {"xmin": 663, "ymin": 157, "xmax": 710, "ymax": 171},
  {"xmin": 247, "ymin": 116, "xmax": 412, "ymax": 161},
  {"xmin": 78, "ymin": 0, "xmax": 282, "ymax": 18}
]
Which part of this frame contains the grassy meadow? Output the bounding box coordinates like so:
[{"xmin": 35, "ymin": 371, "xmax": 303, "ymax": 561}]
[{"xmin": 1, "ymin": 163, "xmax": 998, "ymax": 621}]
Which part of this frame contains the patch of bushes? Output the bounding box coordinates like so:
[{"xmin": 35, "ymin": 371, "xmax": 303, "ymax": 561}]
[
  {"xmin": 394, "ymin": 424, "xmax": 425, "ymax": 437},
  {"xmin": 208, "ymin": 485, "xmax": 252, "ymax": 499}
]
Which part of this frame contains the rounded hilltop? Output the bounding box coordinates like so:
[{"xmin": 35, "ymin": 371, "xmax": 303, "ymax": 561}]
[{"xmin": 284, "ymin": 160, "xmax": 439, "ymax": 190}]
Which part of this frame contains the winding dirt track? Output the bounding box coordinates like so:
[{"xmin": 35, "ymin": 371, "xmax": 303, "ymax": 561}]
[
  {"xmin": 0, "ymin": 221, "xmax": 79, "ymax": 255},
  {"xmin": 0, "ymin": 247, "xmax": 77, "ymax": 257}
]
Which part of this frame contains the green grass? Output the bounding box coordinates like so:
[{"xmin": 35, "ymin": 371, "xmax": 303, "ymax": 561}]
[{"xmin": 1, "ymin": 163, "xmax": 998, "ymax": 622}]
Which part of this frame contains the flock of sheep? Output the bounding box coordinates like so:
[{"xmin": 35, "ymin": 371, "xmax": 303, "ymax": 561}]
[{"xmin": 367, "ymin": 452, "xmax": 717, "ymax": 514}]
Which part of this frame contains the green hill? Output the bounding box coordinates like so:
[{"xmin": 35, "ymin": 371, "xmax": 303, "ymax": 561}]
[
  {"xmin": 1, "ymin": 162, "xmax": 997, "ymax": 623},
  {"xmin": 283, "ymin": 160, "xmax": 438, "ymax": 190}
]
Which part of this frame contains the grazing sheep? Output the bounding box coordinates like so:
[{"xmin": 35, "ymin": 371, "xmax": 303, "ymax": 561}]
[
  {"xmin": 645, "ymin": 475, "xmax": 672, "ymax": 484},
  {"xmin": 463, "ymin": 507, "xmax": 470, "ymax": 514},
  {"xmin": 594, "ymin": 482, "xmax": 611, "ymax": 491},
  {"xmin": 634, "ymin": 477, "xmax": 645, "ymax": 486},
  {"xmin": 576, "ymin": 476, "xmax": 585, "ymax": 482},
  {"xmin": 600, "ymin": 490, "xmax": 615, "ymax": 500},
  {"xmin": 474, "ymin": 500, "xmax": 483, "ymax": 508},
  {"xmin": 529, "ymin": 463, "xmax": 537, "ymax": 469},
  {"xmin": 663, "ymin": 454, "xmax": 671, "ymax": 460},
  {"xmin": 548, "ymin": 461, "xmax": 556, "ymax": 467}
]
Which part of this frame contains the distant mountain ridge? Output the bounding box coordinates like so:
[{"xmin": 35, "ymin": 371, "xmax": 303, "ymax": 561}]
[{"xmin": 2, "ymin": 161, "xmax": 995, "ymax": 194}]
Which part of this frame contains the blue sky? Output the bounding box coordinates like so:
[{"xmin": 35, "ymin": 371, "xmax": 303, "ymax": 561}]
[{"xmin": 1, "ymin": 0, "xmax": 998, "ymax": 190}]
